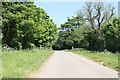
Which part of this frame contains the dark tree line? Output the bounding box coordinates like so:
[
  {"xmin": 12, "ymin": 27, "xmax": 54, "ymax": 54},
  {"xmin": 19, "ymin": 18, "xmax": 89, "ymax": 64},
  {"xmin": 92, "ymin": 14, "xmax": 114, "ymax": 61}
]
[
  {"xmin": 53, "ymin": 2, "xmax": 120, "ymax": 52},
  {"xmin": 2, "ymin": 2, "xmax": 58, "ymax": 49}
]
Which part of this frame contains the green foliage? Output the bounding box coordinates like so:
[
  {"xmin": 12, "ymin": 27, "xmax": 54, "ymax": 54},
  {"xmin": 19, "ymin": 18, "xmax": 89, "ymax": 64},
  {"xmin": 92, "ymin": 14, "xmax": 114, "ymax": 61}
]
[
  {"xmin": 2, "ymin": 2, "xmax": 58, "ymax": 49},
  {"xmin": 53, "ymin": 3, "xmax": 120, "ymax": 52},
  {"xmin": 83, "ymin": 30, "xmax": 105, "ymax": 51},
  {"xmin": 101, "ymin": 18, "xmax": 120, "ymax": 52},
  {"xmin": 53, "ymin": 16, "xmax": 85, "ymax": 50},
  {"xmin": 57, "ymin": 17, "xmax": 120, "ymax": 52}
]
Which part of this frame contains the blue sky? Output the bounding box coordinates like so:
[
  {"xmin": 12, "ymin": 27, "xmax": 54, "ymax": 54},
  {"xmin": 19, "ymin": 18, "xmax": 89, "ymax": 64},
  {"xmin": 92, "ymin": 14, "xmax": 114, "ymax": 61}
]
[{"xmin": 34, "ymin": 2, "xmax": 119, "ymax": 27}]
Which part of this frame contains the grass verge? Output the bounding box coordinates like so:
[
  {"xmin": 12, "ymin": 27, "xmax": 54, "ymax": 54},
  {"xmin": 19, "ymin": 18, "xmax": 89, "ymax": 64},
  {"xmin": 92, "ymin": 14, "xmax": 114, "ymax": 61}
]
[
  {"xmin": 0, "ymin": 35, "xmax": 2, "ymax": 79},
  {"xmin": 0, "ymin": 50, "xmax": 1, "ymax": 79},
  {"xmin": 2, "ymin": 49, "xmax": 53, "ymax": 78},
  {"xmin": 67, "ymin": 49, "xmax": 118, "ymax": 71}
]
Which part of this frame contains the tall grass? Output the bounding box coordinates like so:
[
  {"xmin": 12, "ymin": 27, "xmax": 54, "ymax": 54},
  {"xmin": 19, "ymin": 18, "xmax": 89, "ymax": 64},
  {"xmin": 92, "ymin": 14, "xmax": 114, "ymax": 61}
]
[
  {"xmin": 0, "ymin": 34, "xmax": 2, "ymax": 79},
  {"xmin": 2, "ymin": 49, "xmax": 53, "ymax": 78},
  {"xmin": 67, "ymin": 49, "xmax": 118, "ymax": 71}
]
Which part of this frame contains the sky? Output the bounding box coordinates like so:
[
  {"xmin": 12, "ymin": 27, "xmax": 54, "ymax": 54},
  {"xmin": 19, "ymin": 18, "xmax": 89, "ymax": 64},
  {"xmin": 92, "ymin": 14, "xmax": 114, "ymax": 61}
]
[{"xmin": 34, "ymin": 1, "xmax": 119, "ymax": 27}]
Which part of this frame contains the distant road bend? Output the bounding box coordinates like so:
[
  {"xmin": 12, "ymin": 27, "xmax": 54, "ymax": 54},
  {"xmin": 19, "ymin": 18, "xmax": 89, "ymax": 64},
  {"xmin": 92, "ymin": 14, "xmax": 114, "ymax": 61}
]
[{"xmin": 31, "ymin": 51, "xmax": 118, "ymax": 78}]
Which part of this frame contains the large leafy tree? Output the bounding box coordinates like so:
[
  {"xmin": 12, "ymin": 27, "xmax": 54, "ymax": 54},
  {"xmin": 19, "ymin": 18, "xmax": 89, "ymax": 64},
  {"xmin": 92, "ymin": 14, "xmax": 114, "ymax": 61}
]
[
  {"xmin": 54, "ymin": 2, "xmax": 119, "ymax": 52},
  {"xmin": 76, "ymin": 2, "xmax": 115, "ymax": 51},
  {"xmin": 53, "ymin": 16, "xmax": 86, "ymax": 50},
  {"xmin": 101, "ymin": 18, "xmax": 120, "ymax": 52},
  {"xmin": 2, "ymin": 2, "xmax": 58, "ymax": 49}
]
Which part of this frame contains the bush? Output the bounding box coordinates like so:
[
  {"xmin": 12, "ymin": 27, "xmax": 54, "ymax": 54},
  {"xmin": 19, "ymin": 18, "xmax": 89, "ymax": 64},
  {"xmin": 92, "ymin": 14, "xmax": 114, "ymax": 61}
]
[
  {"xmin": 101, "ymin": 18, "xmax": 120, "ymax": 52},
  {"xmin": 83, "ymin": 31, "xmax": 105, "ymax": 51}
]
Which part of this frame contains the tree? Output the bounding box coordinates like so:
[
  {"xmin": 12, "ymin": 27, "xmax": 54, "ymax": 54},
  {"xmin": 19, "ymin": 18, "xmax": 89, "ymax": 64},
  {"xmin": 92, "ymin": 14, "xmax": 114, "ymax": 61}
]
[
  {"xmin": 54, "ymin": 2, "xmax": 119, "ymax": 52},
  {"xmin": 101, "ymin": 18, "xmax": 120, "ymax": 52},
  {"xmin": 76, "ymin": 2, "xmax": 115, "ymax": 51},
  {"xmin": 2, "ymin": 2, "xmax": 58, "ymax": 49},
  {"xmin": 83, "ymin": 2, "xmax": 114, "ymax": 34},
  {"xmin": 53, "ymin": 16, "xmax": 86, "ymax": 50}
]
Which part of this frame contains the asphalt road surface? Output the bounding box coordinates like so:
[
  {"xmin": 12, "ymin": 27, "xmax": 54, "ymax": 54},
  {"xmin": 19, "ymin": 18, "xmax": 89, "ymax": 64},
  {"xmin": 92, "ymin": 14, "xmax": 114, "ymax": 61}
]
[{"xmin": 31, "ymin": 51, "xmax": 118, "ymax": 78}]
